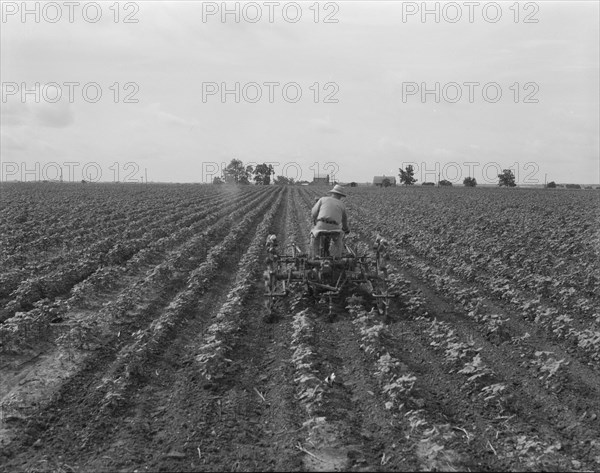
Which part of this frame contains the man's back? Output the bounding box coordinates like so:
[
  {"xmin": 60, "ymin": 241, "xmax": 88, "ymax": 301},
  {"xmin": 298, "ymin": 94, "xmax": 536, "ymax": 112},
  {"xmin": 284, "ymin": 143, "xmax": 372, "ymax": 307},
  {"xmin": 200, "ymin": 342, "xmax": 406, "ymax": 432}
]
[
  {"xmin": 312, "ymin": 196, "xmax": 346, "ymax": 225},
  {"xmin": 310, "ymin": 188, "xmax": 349, "ymax": 258}
]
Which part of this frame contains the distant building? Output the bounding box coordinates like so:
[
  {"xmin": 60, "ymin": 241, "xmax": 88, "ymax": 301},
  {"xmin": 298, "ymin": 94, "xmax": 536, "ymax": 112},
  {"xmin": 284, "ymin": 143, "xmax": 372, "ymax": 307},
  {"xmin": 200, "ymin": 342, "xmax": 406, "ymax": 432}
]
[
  {"xmin": 373, "ymin": 176, "xmax": 396, "ymax": 187},
  {"xmin": 312, "ymin": 174, "xmax": 330, "ymax": 185}
]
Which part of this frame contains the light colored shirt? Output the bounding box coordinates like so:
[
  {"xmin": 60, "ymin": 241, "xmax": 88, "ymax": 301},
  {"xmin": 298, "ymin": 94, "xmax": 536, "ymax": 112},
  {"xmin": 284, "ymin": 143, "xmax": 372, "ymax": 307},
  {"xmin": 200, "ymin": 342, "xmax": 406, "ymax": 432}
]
[{"xmin": 311, "ymin": 196, "xmax": 349, "ymax": 232}]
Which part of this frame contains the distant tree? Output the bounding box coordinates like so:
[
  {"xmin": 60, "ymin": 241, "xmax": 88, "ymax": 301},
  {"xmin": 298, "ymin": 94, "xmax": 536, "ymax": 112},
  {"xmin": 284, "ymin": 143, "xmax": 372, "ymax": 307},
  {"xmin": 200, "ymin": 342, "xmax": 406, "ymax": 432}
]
[
  {"xmin": 399, "ymin": 165, "xmax": 417, "ymax": 185},
  {"xmin": 463, "ymin": 177, "xmax": 477, "ymax": 187},
  {"xmin": 212, "ymin": 176, "xmax": 223, "ymax": 185},
  {"xmin": 382, "ymin": 178, "xmax": 392, "ymax": 187},
  {"xmin": 242, "ymin": 165, "xmax": 253, "ymax": 184},
  {"xmin": 253, "ymin": 163, "xmax": 275, "ymax": 185},
  {"xmin": 274, "ymin": 175, "xmax": 295, "ymax": 185},
  {"xmin": 498, "ymin": 169, "xmax": 517, "ymax": 187},
  {"xmin": 546, "ymin": 181, "xmax": 556, "ymax": 188},
  {"xmin": 565, "ymin": 184, "xmax": 581, "ymax": 189},
  {"xmin": 224, "ymin": 159, "xmax": 252, "ymax": 184},
  {"xmin": 349, "ymin": 182, "xmax": 358, "ymax": 187},
  {"xmin": 422, "ymin": 182, "xmax": 435, "ymax": 186},
  {"xmin": 81, "ymin": 179, "xmax": 87, "ymax": 184},
  {"xmin": 439, "ymin": 179, "xmax": 453, "ymax": 187}
]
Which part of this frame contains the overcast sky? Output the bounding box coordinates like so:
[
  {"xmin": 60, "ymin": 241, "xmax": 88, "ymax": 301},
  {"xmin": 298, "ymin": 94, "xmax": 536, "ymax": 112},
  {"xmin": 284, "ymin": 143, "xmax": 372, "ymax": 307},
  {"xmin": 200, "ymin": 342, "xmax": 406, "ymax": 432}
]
[{"xmin": 1, "ymin": 1, "xmax": 598, "ymax": 184}]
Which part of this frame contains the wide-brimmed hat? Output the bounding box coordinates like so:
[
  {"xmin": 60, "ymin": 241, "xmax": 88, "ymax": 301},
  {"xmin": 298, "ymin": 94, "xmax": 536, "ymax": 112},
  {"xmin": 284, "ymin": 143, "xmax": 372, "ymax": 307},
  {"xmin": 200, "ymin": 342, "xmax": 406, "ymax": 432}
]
[{"xmin": 328, "ymin": 184, "xmax": 346, "ymax": 197}]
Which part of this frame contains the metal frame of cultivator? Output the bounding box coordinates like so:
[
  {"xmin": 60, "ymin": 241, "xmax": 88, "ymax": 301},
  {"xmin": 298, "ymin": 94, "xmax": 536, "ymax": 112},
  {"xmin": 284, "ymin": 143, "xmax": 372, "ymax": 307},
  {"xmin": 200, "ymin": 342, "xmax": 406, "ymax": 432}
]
[{"xmin": 264, "ymin": 232, "xmax": 395, "ymax": 321}]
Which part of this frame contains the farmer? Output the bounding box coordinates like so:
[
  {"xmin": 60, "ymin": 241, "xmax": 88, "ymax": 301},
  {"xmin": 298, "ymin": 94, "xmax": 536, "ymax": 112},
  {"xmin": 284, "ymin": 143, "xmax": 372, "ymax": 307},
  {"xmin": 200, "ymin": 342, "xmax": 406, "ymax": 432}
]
[{"xmin": 310, "ymin": 184, "xmax": 350, "ymax": 258}]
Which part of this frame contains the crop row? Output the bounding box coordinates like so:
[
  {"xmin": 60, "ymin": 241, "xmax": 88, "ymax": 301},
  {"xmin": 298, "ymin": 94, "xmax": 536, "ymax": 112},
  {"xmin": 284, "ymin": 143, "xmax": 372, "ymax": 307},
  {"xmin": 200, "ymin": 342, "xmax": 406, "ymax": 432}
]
[
  {"xmin": 348, "ymin": 210, "xmax": 599, "ymax": 470},
  {"xmin": 398, "ymin": 247, "xmax": 600, "ymax": 363},
  {"xmin": 93, "ymin": 188, "xmax": 282, "ymax": 415},
  {"xmin": 0, "ymin": 186, "xmax": 250, "ymax": 296},
  {"xmin": 351, "ymin": 208, "xmax": 598, "ymax": 397},
  {"xmin": 0, "ymin": 189, "xmax": 276, "ymax": 354},
  {"xmin": 347, "ymin": 188, "xmax": 598, "ymax": 321},
  {"xmin": 345, "ymin": 192, "xmax": 600, "ymax": 361},
  {"xmin": 2, "ymin": 187, "xmax": 261, "ymax": 305},
  {"xmin": 195, "ymin": 190, "xmax": 283, "ymax": 379},
  {"xmin": 348, "ymin": 300, "xmax": 467, "ymax": 471},
  {"xmin": 67, "ymin": 189, "xmax": 269, "ymax": 310},
  {"xmin": 0, "ymin": 185, "xmax": 232, "ymax": 267}
]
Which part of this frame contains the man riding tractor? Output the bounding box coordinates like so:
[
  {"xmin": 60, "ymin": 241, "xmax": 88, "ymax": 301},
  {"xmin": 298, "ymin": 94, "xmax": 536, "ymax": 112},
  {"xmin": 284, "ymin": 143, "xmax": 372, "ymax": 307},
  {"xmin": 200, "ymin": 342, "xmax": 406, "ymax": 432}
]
[{"xmin": 310, "ymin": 184, "xmax": 350, "ymax": 259}]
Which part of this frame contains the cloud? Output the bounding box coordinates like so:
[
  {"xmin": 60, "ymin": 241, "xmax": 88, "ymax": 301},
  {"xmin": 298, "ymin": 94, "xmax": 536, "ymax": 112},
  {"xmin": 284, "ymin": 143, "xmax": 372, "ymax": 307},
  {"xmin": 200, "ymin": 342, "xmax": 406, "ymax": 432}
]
[
  {"xmin": 309, "ymin": 116, "xmax": 340, "ymax": 134},
  {"xmin": 145, "ymin": 103, "xmax": 199, "ymax": 128},
  {"xmin": 0, "ymin": 101, "xmax": 29, "ymax": 126},
  {"xmin": 521, "ymin": 39, "xmax": 570, "ymax": 49},
  {"xmin": 0, "ymin": 131, "xmax": 26, "ymax": 150},
  {"xmin": 432, "ymin": 148, "xmax": 455, "ymax": 158},
  {"xmin": 0, "ymin": 99, "xmax": 74, "ymax": 128},
  {"xmin": 34, "ymin": 100, "xmax": 74, "ymax": 128},
  {"xmin": 377, "ymin": 136, "xmax": 414, "ymax": 155}
]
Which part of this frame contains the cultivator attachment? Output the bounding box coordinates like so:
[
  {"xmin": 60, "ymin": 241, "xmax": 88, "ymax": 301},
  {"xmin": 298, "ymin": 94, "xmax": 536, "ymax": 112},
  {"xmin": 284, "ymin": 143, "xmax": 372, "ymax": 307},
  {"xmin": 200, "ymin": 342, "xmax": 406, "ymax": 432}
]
[{"xmin": 263, "ymin": 233, "xmax": 396, "ymax": 322}]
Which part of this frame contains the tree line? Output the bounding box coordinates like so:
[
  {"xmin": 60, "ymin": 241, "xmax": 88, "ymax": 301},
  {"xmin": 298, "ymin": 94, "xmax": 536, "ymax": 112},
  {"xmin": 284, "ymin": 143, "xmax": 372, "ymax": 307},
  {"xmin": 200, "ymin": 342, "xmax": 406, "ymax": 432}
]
[
  {"xmin": 213, "ymin": 159, "xmax": 297, "ymax": 186},
  {"xmin": 398, "ymin": 165, "xmax": 518, "ymax": 187},
  {"xmin": 214, "ymin": 159, "xmax": 564, "ymax": 188}
]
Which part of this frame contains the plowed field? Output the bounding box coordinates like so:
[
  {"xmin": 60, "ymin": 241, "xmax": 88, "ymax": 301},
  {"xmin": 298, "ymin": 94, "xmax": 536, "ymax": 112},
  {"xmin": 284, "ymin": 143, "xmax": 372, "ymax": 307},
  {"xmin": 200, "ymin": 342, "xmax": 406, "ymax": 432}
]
[{"xmin": 1, "ymin": 183, "xmax": 599, "ymax": 472}]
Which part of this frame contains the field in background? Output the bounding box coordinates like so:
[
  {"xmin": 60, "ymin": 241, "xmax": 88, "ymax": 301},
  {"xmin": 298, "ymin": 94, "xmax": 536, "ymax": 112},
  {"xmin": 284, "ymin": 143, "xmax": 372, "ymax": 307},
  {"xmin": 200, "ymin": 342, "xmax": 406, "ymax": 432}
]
[{"xmin": 1, "ymin": 182, "xmax": 599, "ymax": 472}]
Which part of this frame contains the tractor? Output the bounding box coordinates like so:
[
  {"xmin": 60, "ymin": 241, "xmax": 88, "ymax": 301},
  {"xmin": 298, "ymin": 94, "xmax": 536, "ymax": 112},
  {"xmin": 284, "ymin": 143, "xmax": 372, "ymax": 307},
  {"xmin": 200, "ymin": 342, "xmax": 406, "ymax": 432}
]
[{"xmin": 263, "ymin": 230, "xmax": 396, "ymax": 322}]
